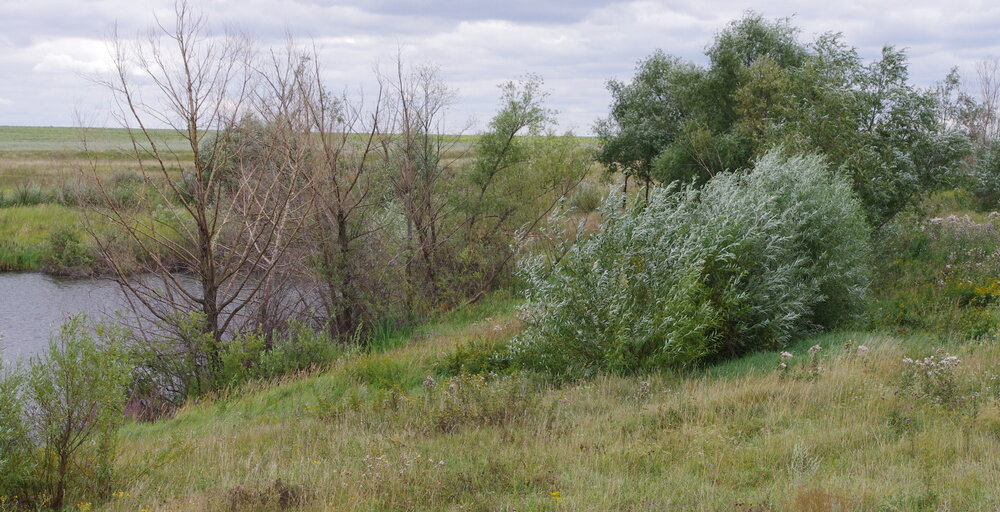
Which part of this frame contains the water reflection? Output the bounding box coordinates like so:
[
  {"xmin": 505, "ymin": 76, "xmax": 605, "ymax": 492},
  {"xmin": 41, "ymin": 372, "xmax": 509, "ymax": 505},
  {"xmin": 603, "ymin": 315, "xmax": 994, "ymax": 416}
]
[{"xmin": 0, "ymin": 273, "xmax": 128, "ymax": 361}]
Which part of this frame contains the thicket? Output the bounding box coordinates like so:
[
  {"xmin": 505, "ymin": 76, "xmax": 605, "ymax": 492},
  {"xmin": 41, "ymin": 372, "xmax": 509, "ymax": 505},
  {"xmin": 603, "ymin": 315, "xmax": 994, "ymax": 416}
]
[
  {"xmin": 512, "ymin": 150, "xmax": 871, "ymax": 379},
  {"xmin": 596, "ymin": 12, "xmax": 969, "ymax": 226},
  {"xmin": 0, "ymin": 317, "xmax": 131, "ymax": 510}
]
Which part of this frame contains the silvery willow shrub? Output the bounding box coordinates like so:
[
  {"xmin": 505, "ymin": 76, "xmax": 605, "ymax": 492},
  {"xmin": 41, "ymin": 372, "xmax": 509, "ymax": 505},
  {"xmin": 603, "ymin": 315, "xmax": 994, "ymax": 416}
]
[{"xmin": 513, "ymin": 150, "xmax": 870, "ymax": 378}]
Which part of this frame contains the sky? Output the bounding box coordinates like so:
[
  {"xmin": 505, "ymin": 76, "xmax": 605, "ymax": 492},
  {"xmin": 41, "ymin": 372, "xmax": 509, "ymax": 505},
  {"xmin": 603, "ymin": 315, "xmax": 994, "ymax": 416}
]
[{"xmin": 2, "ymin": 0, "xmax": 1000, "ymax": 134}]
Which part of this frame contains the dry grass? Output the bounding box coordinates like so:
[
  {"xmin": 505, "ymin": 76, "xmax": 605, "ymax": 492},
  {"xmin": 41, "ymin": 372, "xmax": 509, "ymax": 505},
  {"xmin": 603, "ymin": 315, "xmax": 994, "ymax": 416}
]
[
  {"xmin": 0, "ymin": 126, "xmax": 193, "ymax": 191},
  {"xmin": 96, "ymin": 309, "xmax": 1000, "ymax": 511}
]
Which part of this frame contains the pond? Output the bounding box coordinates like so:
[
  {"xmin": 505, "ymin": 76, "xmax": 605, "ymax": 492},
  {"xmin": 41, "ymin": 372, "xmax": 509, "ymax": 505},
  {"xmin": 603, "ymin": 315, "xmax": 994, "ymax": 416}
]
[{"xmin": 0, "ymin": 273, "xmax": 128, "ymax": 361}]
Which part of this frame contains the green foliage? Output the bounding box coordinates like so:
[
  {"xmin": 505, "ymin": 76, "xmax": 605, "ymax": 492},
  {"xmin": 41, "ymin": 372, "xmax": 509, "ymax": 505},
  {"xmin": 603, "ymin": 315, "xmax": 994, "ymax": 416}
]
[
  {"xmin": 597, "ymin": 12, "xmax": 968, "ymax": 225},
  {"xmin": 448, "ymin": 75, "xmax": 589, "ymax": 299},
  {"xmin": 964, "ymin": 140, "xmax": 1000, "ymax": 208},
  {"xmin": 869, "ymin": 209, "xmax": 1000, "ymax": 340},
  {"xmin": 2, "ymin": 182, "xmax": 53, "ymax": 207},
  {"xmin": 218, "ymin": 324, "xmax": 347, "ymax": 389},
  {"xmin": 347, "ymin": 355, "xmax": 422, "ymax": 393},
  {"xmin": 513, "ymin": 150, "xmax": 871, "ymax": 379},
  {"xmin": 438, "ymin": 339, "xmax": 513, "ymax": 377},
  {"xmin": 595, "ymin": 52, "xmax": 705, "ymax": 185},
  {"xmin": 43, "ymin": 226, "xmax": 93, "ymax": 275},
  {"xmin": 0, "ymin": 358, "xmax": 36, "ymax": 502},
  {"xmin": 16, "ymin": 316, "xmax": 133, "ymax": 510},
  {"xmin": 568, "ymin": 181, "xmax": 605, "ymax": 213},
  {"xmin": 0, "ymin": 241, "xmax": 41, "ymax": 272}
]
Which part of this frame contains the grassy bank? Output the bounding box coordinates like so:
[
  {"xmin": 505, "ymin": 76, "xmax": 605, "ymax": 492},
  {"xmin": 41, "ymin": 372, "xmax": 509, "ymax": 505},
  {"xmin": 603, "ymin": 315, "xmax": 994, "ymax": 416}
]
[
  {"xmin": 89, "ymin": 294, "xmax": 1000, "ymax": 511},
  {"xmin": 0, "ymin": 205, "xmax": 82, "ymax": 271}
]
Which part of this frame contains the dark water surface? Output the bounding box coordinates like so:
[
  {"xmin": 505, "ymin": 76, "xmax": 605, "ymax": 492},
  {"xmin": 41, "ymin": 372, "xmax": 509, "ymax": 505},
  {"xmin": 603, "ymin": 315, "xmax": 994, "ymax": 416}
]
[{"xmin": 0, "ymin": 273, "xmax": 128, "ymax": 361}]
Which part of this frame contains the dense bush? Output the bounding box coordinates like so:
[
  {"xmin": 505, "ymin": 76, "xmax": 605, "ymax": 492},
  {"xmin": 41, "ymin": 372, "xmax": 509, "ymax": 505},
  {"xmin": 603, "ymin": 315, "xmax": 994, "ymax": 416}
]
[
  {"xmin": 0, "ymin": 316, "xmax": 132, "ymax": 510},
  {"xmin": 512, "ymin": 150, "xmax": 871, "ymax": 378},
  {"xmin": 218, "ymin": 323, "xmax": 349, "ymax": 388},
  {"xmin": 43, "ymin": 226, "xmax": 93, "ymax": 276}
]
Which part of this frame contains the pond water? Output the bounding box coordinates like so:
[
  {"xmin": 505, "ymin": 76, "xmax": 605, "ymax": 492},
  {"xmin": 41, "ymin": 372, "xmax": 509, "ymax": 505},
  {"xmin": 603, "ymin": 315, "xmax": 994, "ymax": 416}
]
[{"xmin": 0, "ymin": 273, "xmax": 129, "ymax": 361}]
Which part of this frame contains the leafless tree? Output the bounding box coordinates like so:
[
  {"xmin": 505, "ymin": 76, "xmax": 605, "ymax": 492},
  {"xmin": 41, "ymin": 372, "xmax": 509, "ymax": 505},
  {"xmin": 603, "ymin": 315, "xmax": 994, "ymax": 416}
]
[
  {"xmin": 379, "ymin": 56, "xmax": 470, "ymax": 308},
  {"xmin": 82, "ymin": 1, "xmax": 310, "ymax": 387},
  {"xmin": 973, "ymin": 58, "xmax": 1000, "ymax": 142}
]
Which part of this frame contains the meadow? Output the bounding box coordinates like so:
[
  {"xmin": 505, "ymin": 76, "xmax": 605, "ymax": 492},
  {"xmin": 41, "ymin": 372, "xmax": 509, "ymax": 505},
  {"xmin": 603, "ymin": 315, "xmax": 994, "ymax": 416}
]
[
  {"xmin": 3, "ymin": 123, "xmax": 1000, "ymax": 511},
  {"xmin": 93, "ymin": 296, "xmax": 1000, "ymax": 511}
]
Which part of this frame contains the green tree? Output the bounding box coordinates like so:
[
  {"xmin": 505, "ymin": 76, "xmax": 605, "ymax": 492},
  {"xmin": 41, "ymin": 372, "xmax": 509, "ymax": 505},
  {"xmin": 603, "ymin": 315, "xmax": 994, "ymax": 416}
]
[
  {"xmin": 598, "ymin": 12, "xmax": 968, "ymax": 224},
  {"xmin": 27, "ymin": 316, "xmax": 132, "ymax": 510},
  {"xmin": 595, "ymin": 52, "xmax": 704, "ymax": 192}
]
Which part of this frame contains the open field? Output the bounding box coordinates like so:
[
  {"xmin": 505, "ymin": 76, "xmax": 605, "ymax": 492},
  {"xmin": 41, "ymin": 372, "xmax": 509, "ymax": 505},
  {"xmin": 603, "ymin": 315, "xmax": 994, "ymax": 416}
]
[
  {"xmin": 0, "ymin": 126, "xmax": 600, "ymax": 273},
  {"xmin": 93, "ymin": 294, "xmax": 1000, "ymax": 512},
  {"xmin": 0, "ymin": 126, "xmax": 194, "ymax": 192}
]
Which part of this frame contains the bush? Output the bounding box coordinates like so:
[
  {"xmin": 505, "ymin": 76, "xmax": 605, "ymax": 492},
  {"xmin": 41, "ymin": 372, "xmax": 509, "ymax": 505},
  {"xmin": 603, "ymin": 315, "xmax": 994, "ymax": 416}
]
[
  {"xmin": 568, "ymin": 182, "xmax": 605, "ymax": 213},
  {"xmin": 0, "ymin": 358, "xmax": 37, "ymax": 503},
  {"xmin": 0, "ymin": 317, "xmax": 133, "ymax": 509},
  {"xmin": 218, "ymin": 323, "xmax": 347, "ymax": 389},
  {"xmin": 512, "ymin": 150, "xmax": 871, "ymax": 378},
  {"xmin": 437, "ymin": 339, "xmax": 513, "ymax": 377},
  {"xmin": 10, "ymin": 182, "xmax": 51, "ymax": 206},
  {"xmin": 109, "ymin": 170, "xmax": 143, "ymax": 186},
  {"xmin": 44, "ymin": 226, "xmax": 93, "ymax": 275},
  {"xmin": 25, "ymin": 317, "xmax": 132, "ymax": 510}
]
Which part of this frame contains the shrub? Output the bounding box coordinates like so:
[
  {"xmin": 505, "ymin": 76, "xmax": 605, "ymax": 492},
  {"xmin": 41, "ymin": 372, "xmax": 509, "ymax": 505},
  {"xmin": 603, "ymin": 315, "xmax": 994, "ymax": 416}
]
[
  {"xmin": 29, "ymin": 318, "xmax": 132, "ymax": 509},
  {"xmin": 44, "ymin": 226, "xmax": 93, "ymax": 275},
  {"xmin": 0, "ymin": 317, "xmax": 134, "ymax": 510},
  {"xmin": 0, "ymin": 358, "xmax": 37, "ymax": 503},
  {"xmin": 109, "ymin": 170, "xmax": 143, "ymax": 186},
  {"xmin": 568, "ymin": 182, "xmax": 605, "ymax": 213},
  {"xmin": 512, "ymin": 150, "xmax": 871, "ymax": 378},
  {"xmin": 218, "ymin": 323, "xmax": 347, "ymax": 389},
  {"xmin": 10, "ymin": 182, "xmax": 50, "ymax": 206},
  {"xmin": 437, "ymin": 339, "xmax": 513, "ymax": 377}
]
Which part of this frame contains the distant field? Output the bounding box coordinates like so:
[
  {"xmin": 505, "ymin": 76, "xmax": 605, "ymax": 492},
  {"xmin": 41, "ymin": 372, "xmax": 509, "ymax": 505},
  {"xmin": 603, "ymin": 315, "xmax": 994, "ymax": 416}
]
[
  {"xmin": 0, "ymin": 126, "xmax": 193, "ymax": 153},
  {"xmin": 0, "ymin": 126, "xmax": 194, "ymax": 191}
]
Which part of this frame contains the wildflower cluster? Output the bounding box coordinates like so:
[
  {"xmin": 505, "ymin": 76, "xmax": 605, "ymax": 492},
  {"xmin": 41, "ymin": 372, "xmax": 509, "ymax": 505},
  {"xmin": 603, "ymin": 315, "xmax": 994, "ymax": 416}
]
[
  {"xmin": 777, "ymin": 351, "xmax": 793, "ymax": 379},
  {"xmin": 901, "ymin": 351, "xmax": 966, "ymax": 408}
]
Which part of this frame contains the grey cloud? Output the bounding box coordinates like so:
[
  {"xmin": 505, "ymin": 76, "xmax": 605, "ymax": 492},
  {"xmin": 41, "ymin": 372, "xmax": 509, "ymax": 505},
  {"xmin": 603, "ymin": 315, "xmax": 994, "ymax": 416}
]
[
  {"xmin": 3, "ymin": 0, "xmax": 1000, "ymax": 133},
  {"xmin": 320, "ymin": 0, "xmax": 622, "ymax": 24}
]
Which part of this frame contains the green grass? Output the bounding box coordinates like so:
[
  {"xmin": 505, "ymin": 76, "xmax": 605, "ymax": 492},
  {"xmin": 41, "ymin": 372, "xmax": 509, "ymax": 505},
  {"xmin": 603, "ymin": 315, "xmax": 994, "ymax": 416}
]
[
  {"xmin": 79, "ymin": 291, "xmax": 1000, "ymax": 511},
  {"xmin": 0, "ymin": 126, "xmax": 193, "ymax": 153},
  {"xmin": 0, "ymin": 204, "xmax": 83, "ymax": 271}
]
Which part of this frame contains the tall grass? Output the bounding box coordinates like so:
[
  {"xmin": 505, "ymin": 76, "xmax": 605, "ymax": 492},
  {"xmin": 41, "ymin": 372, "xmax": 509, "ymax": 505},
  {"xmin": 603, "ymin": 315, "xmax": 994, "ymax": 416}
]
[{"xmin": 95, "ymin": 312, "xmax": 1000, "ymax": 512}]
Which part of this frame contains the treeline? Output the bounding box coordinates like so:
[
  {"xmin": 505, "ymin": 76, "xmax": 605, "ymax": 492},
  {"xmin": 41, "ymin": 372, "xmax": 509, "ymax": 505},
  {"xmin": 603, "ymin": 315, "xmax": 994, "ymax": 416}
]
[
  {"xmin": 72, "ymin": 6, "xmax": 589, "ymax": 404},
  {"xmin": 504, "ymin": 13, "xmax": 1000, "ymax": 379},
  {"xmin": 595, "ymin": 13, "xmax": 979, "ymax": 226}
]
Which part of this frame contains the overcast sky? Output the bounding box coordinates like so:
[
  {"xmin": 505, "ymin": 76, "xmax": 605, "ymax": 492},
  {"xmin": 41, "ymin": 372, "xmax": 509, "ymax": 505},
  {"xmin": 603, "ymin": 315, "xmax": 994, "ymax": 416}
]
[{"xmin": 2, "ymin": 0, "xmax": 999, "ymax": 134}]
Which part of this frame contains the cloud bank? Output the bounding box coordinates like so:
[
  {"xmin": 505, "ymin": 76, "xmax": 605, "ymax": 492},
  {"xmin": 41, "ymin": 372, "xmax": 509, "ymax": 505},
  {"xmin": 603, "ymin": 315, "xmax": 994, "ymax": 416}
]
[{"xmin": 2, "ymin": 0, "xmax": 999, "ymax": 133}]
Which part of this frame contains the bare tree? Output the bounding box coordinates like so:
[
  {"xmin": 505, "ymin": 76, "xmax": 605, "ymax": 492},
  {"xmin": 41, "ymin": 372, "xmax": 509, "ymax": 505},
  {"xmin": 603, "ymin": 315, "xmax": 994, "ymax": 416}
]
[
  {"xmin": 379, "ymin": 57, "xmax": 470, "ymax": 308},
  {"xmin": 83, "ymin": 1, "xmax": 310, "ymax": 391},
  {"xmin": 973, "ymin": 58, "xmax": 1000, "ymax": 142}
]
